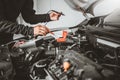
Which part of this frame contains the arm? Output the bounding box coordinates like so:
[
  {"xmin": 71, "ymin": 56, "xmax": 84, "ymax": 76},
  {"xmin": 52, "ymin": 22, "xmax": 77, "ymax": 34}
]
[
  {"xmin": 0, "ymin": 20, "xmax": 34, "ymax": 36},
  {"xmin": 0, "ymin": 20, "xmax": 49, "ymax": 37},
  {"xmin": 21, "ymin": 0, "xmax": 51, "ymax": 24}
]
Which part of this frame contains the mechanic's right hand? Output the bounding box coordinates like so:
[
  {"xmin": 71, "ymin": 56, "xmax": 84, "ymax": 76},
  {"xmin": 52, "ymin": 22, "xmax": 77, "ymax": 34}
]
[{"xmin": 33, "ymin": 25, "xmax": 49, "ymax": 36}]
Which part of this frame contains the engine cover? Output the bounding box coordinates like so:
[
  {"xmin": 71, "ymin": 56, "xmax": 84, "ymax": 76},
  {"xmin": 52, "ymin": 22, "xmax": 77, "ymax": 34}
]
[{"xmin": 47, "ymin": 50, "xmax": 114, "ymax": 80}]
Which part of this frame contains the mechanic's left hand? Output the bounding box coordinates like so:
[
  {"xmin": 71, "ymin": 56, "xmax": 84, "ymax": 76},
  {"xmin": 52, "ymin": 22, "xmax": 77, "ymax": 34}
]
[{"xmin": 49, "ymin": 11, "xmax": 62, "ymax": 21}]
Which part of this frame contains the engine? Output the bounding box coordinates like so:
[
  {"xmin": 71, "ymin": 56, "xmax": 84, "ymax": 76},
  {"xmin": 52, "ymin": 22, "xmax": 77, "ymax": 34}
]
[
  {"xmin": 0, "ymin": 0, "xmax": 120, "ymax": 80},
  {"xmin": 1, "ymin": 14, "xmax": 118, "ymax": 80},
  {"xmin": 6, "ymin": 23, "xmax": 118, "ymax": 80}
]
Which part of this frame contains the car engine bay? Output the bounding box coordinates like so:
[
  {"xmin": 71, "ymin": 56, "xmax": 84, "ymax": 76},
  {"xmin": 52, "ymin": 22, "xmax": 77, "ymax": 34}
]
[{"xmin": 0, "ymin": 0, "xmax": 120, "ymax": 80}]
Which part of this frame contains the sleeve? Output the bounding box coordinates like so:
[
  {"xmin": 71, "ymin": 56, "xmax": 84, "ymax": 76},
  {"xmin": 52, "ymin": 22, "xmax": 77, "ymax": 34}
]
[
  {"xmin": 21, "ymin": 0, "xmax": 51, "ymax": 24},
  {"xmin": 0, "ymin": 20, "xmax": 34, "ymax": 36},
  {"xmin": 0, "ymin": 0, "xmax": 34, "ymax": 37}
]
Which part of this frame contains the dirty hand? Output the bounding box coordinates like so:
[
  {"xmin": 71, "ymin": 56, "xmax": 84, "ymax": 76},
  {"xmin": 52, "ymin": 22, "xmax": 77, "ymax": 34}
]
[{"xmin": 33, "ymin": 25, "xmax": 50, "ymax": 36}]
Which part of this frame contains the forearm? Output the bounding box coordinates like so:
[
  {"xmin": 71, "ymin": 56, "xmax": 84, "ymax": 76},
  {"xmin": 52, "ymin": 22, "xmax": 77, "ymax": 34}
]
[
  {"xmin": 21, "ymin": 0, "xmax": 52, "ymax": 24},
  {"xmin": 0, "ymin": 20, "xmax": 34, "ymax": 36},
  {"xmin": 22, "ymin": 13, "xmax": 51, "ymax": 24}
]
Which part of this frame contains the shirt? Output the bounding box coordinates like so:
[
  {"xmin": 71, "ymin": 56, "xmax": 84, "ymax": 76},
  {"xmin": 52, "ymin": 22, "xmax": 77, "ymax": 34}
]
[{"xmin": 0, "ymin": 0, "xmax": 51, "ymax": 44}]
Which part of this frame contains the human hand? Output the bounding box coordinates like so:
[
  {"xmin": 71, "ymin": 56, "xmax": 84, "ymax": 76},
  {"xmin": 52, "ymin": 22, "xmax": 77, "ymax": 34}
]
[
  {"xmin": 49, "ymin": 10, "xmax": 64, "ymax": 21},
  {"xmin": 33, "ymin": 25, "xmax": 50, "ymax": 36}
]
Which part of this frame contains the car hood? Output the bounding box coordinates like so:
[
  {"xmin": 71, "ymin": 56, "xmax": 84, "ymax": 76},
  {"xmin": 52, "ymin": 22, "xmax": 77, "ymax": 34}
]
[{"xmin": 65, "ymin": 0, "xmax": 103, "ymax": 16}]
